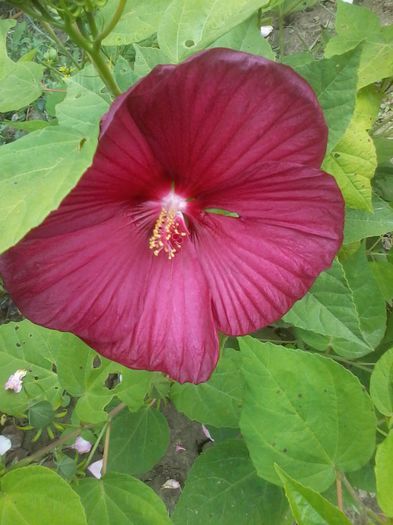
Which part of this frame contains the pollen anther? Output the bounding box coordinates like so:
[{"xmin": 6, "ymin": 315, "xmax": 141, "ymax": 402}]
[{"xmin": 149, "ymin": 207, "xmax": 189, "ymax": 260}]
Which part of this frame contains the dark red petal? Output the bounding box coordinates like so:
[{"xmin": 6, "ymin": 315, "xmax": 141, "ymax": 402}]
[
  {"xmin": 86, "ymin": 245, "xmax": 219, "ymax": 384},
  {"xmin": 192, "ymin": 162, "xmax": 344, "ymax": 335},
  {"xmin": 118, "ymin": 48, "xmax": 327, "ymax": 195},
  {"xmin": 0, "ymin": 215, "xmax": 218, "ymax": 383}
]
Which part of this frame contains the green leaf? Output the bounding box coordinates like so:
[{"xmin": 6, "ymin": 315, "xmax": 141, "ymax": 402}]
[
  {"xmin": 295, "ymin": 48, "xmax": 361, "ymax": 154},
  {"xmin": 108, "ymin": 408, "xmax": 170, "ymax": 476},
  {"xmin": 275, "ymin": 466, "xmax": 351, "ymax": 525},
  {"xmin": 239, "ymin": 338, "xmax": 376, "ymax": 491},
  {"xmin": 370, "ymin": 261, "xmax": 393, "ymax": 302},
  {"xmin": 0, "ymin": 351, "xmax": 62, "ymax": 416},
  {"xmin": 263, "ymin": 0, "xmax": 318, "ymax": 16},
  {"xmin": 55, "ymin": 341, "xmax": 153, "ymax": 423},
  {"xmin": 210, "ymin": 15, "xmax": 275, "ymax": 60},
  {"xmin": 0, "ymin": 466, "xmax": 87, "ymax": 525},
  {"xmin": 171, "ymin": 348, "xmax": 244, "ymax": 428},
  {"xmin": 375, "ymin": 431, "xmax": 393, "ymax": 517},
  {"xmin": 114, "ymin": 56, "xmax": 138, "ymax": 91},
  {"xmin": 1, "ymin": 120, "xmax": 51, "ymax": 132},
  {"xmin": 323, "ymin": 123, "xmax": 376, "ymax": 211},
  {"xmin": 0, "ymin": 20, "xmax": 44, "ymax": 112},
  {"xmin": 157, "ymin": 0, "xmax": 269, "ymax": 63},
  {"xmin": 172, "ymin": 440, "xmax": 289, "ymax": 525},
  {"xmin": 28, "ymin": 400, "xmax": 55, "ymax": 429},
  {"xmin": 75, "ymin": 472, "xmax": 172, "ymax": 525},
  {"xmin": 0, "ymin": 71, "xmax": 107, "ymax": 254},
  {"xmin": 0, "ymin": 319, "xmax": 62, "ymax": 369},
  {"xmin": 133, "ymin": 44, "xmax": 171, "ymax": 78},
  {"xmin": 325, "ymin": 2, "xmax": 393, "ymax": 88},
  {"xmin": 284, "ymin": 253, "xmax": 386, "ymax": 358},
  {"xmin": 370, "ymin": 347, "xmax": 393, "ymax": 417},
  {"xmin": 99, "ymin": 0, "xmax": 169, "ymax": 46},
  {"xmin": 344, "ymin": 195, "xmax": 393, "ymax": 244}
]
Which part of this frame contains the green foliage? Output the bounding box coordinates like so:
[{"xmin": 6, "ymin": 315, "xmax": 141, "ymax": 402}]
[
  {"xmin": 295, "ymin": 48, "xmax": 361, "ymax": 154},
  {"xmin": 325, "ymin": 1, "xmax": 393, "ymax": 88},
  {"xmin": 133, "ymin": 45, "xmax": 170, "ymax": 77},
  {"xmin": 0, "ymin": 466, "xmax": 87, "ymax": 525},
  {"xmin": 0, "ymin": 20, "xmax": 44, "ymax": 112},
  {"xmin": 173, "ymin": 440, "xmax": 289, "ymax": 525},
  {"xmin": 98, "ymin": 0, "xmax": 169, "ymax": 47},
  {"xmin": 370, "ymin": 346, "xmax": 393, "ymax": 418},
  {"xmin": 239, "ymin": 337, "xmax": 376, "ymax": 491},
  {"xmin": 285, "ymin": 251, "xmax": 386, "ymax": 358},
  {"xmin": 55, "ymin": 338, "xmax": 154, "ymax": 423},
  {"xmin": 210, "ymin": 15, "xmax": 275, "ymax": 60},
  {"xmin": 344, "ymin": 195, "xmax": 393, "ymax": 244},
  {"xmin": 171, "ymin": 348, "xmax": 244, "ymax": 428},
  {"xmin": 276, "ymin": 466, "xmax": 351, "ymax": 525},
  {"xmin": 157, "ymin": 0, "xmax": 270, "ymax": 62},
  {"xmin": 375, "ymin": 431, "xmax": 393, "ymax": 517},
  {"xmin": 76, "ymin": 473, "xmax": 172, "ymax": 525},
  {"xmin": 108, "ymin": 408, "xmax": 170, "ymax": 476}
]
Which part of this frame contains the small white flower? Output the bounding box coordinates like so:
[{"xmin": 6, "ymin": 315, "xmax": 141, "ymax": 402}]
[
  {"xmin": 88, "ymin": 459, "xmax": 103, "ymax": 479},
  {"xmin": 0, "ymin": 435, "xmax": 12, "ymax": 455},
  {"xmin": 260, "ymin": 25, "xmax": 273, "ymax": 37},
  {"xmin": 342, "ymin": 0, "xmax": 353, "ymax": 3},
  {"xmin": 162, "ymin": 479, "xmax": 181, "ymax": 489},
  {"xmin": 4, "ymin": 369, "xmax": 27, "ymax": 393},
  {"xmin": 175, "ymin": 443, "xmax": 186, "ymax": 453},
  {"xmin": 201, "ymin": 424, "xmax": 214, "ymax": 442},
  {"xmin": 72, "ymin": 436, "xmax": 92, "ymax": 454}
]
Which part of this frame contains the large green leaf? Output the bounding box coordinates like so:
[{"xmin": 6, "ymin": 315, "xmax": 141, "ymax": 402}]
[
  {"xmin": 75, "ymin": 473, "xmax": 172, "ymax": 525},
  {"xmin": 239, "ymin": 338, "xmax": 376, "ymax": 492},
  {"xmin": 210, "ymin": 15, "xmax": 275, "ymax": 59},
  {"xmin": 171, "ymin": 348, "xmax": 244, "ymax": 428},
  {"xmin": 295, "ymin": 48, "xmax": 361, "ymax": 154},
  {"xmin": 108, "ymin": 408, "xmax": 170, "ymax": 476},
  {"xmin": 276, "ymin": 466, "xmax": 351, "ymax": 525},
  {"xmin": 375, "ymin": 431, "xmax": 393, "ymax": 517},
  {"xmin": 99, "ymin": 0, "xmax": 169, "ymax": 46},
  {"xmin": 325, "ymin": 2, "xmax": 393, "ymax": 88},
  {"xmin": 0, "ymin": 75, "xmax": 107, "ymax": 255},
  {"xmin": 0, "ymin": 319, "xmax": 61, "ymax": 369},
  {"xmin": 344, "ymin": 195, "xmax": 393, "ymax": 244},
  {"xmin": 370, "ymin": 261, "xmax": 393, "ymax": 303},
  {"xmin": 0, "ymin": 351, "xmax": 62, "ymax": 416},
  {"xmin": 0, "ymin": 466, "xmax": 87, "ymax": 525},
  {"xmin": 133, "ymin": 45, "xmax": 171, "ymax": 78},
  {"xmin": 157, "ymin": 0, "xmax": 269, "ymax": 63},
  {"xmin": 284, "ymin": 252, "xmax": 386, "ymax": 358},
  {"xmin": 172, "ymin": 440, "xmax": 289, "ymax": 525},
  {"xmin": 0, "ymin": 20, "xmax": 44, "ymax": 112},
  {"xmin": 370, "ymin": 347, "xmax": 393, "ymax": 417},
  {"xmin": 55, "ymin": 341, "xmax": 154, "ymax": 423}
]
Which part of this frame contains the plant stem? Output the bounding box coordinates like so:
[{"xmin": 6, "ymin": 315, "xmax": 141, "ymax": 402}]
[
  {"xmin": 86, "ymin": 11, "xmax": 99, "ymax": 40},
  {"xmin": 63, "ymin": 16, "xmax": 121, "ymax": 97},
  {"xmin": 102, "ymin": 421, "xmax": 111, "ymax": 476},
  {"xmin": 342, "ymin": 475, "xmax": 387, "ymax": 525},
  {"xmin": 336, "ymin": 471, "xmax": 344, "ymax": 512},
  {"xmin": 94, "ymin": 0, "xmax": 126, "ymax": 46},
  {"xmin": 328, "ymin": 355, "xmax": 373, "ymax": 373},
  {"xmin": 6, "ymin": 402, "xmax": 127, "ymax": 472}
]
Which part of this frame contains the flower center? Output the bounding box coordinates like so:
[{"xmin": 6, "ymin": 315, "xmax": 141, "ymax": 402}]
[{"xmin": 149, "ymin": 194, "xmax": 190, "ymax": 260}]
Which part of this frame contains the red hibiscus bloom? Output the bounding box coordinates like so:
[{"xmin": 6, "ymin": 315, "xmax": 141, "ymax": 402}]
[{"xmin": 0, "ymin": 49, "xmax": 344, "ymax": 383}]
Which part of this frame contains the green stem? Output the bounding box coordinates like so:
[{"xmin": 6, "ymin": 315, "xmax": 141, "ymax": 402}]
[
  {"xmin": 80, "ymin": 421, "xmax": 108, "ymax": 470},
  {"xmin": 342, "ymin": 475, "xmax": 387, "ymax": 525},
  {"xmin": 86, "ymin": 11, "xmax": 99, "ymax": 40},
  {"xmin": 328, "ymin": 355, "xmax": 373, "ymax": 373},
  {"xmin": 41, "ymin": 21, "xmax": 81, "ymax": 70},
  {"xmin": 6, "ymin": 402, "xmax": 127, "ymax": 472},
  {"xmin": 63, "ymin": 16, "xmax": 121, "ymax": 97},
  {"xmin": 94, "ymin": 0, "xmax": 126, "ymax": 46},
  {"xmin": 101, "ymin": 421, "xmax": 111, "ymax": 476}
]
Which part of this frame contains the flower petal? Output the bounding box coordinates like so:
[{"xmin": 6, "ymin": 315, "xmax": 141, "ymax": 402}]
[
  {"xmin": 120, "ymin": 48, "xmax": 327, "ymax": 194},
  {"xmin": 87, "ymin": 243, "xmax": 219, "ymax": 384},
  {"xmin": 193, "ymin": 162, "xmax": 344, "ymax": 334},
  {"xmin": 1, "ymin": 213, "xmax": 218, "ymax": 383}
]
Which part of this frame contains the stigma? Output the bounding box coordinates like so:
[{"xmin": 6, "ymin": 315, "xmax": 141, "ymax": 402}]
[{"xmin": 149, "ymin": 194, "xmax": 190, "ymax": 260}]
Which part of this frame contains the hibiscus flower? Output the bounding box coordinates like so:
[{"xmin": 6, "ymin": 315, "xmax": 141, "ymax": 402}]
[{"xmin": 0, "ymin": 49, "xmax": 344, "ymax": 383}]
